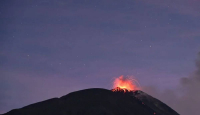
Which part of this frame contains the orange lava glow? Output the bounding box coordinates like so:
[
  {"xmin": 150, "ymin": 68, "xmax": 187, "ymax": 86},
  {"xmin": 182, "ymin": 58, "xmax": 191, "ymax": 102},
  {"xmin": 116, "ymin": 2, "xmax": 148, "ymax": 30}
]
[{"xmin": 112, "ymin": 75, "xmax": 139, "ymax": 92}]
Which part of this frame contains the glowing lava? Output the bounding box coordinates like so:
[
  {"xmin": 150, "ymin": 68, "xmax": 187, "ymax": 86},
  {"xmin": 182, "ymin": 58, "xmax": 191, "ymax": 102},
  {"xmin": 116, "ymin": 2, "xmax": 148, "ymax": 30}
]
[{"xmin": 112, "ymin": 75, "xmax": 140, "ymax": 92}]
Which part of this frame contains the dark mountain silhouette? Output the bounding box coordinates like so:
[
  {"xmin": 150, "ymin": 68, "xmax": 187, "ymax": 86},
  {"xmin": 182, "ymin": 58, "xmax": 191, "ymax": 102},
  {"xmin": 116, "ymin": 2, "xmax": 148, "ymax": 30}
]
[{"xmin": 2, "ymin": 88, "xmax": 179, "ymax": 115}]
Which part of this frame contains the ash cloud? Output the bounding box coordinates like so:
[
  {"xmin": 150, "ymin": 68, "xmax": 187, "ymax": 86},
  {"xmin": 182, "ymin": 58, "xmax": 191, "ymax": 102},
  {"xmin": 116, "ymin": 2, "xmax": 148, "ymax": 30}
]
[
  {"xmin": 143, "ymin": 52, "xmax": 200, "ymax": 115},
  {"xmin": 181, "ymin": 52, "xmax": 200, "ymax": 84}
]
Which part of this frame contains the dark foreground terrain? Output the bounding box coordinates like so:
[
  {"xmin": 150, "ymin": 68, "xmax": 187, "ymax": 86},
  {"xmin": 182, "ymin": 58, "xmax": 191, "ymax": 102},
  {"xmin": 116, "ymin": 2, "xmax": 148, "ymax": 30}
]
[{"xmin": 2, "ymin": 88, "xmax": 179, "ymax": 115}]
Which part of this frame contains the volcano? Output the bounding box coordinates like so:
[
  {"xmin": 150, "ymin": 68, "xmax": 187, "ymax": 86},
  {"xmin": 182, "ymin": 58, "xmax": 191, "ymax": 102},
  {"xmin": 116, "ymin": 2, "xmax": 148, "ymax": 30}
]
[{"xmin": 2, "ymin": 88, "xmax": 179, "ymax": 115}]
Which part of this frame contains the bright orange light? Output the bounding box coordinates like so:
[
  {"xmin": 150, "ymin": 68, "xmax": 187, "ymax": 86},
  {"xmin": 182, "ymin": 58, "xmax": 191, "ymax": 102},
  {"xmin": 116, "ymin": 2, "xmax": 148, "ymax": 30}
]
[{"xmin": 112, "ymin": 75, "xmax": 140, "ymax": 92}]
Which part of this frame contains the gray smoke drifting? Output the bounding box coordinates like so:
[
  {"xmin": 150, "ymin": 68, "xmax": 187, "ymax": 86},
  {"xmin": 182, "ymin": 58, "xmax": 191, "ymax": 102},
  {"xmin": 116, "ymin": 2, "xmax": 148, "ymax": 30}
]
[{"xmin": 143, "ymin": 52, "xmax": 200, "ymax": 115}]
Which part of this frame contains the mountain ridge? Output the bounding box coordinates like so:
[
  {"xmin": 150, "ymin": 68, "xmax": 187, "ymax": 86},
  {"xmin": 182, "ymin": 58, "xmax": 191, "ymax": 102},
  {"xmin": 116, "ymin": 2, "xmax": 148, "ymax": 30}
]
[{"xmin": 3, "ymin": 88, "xmax": 179, "ymax": 115}]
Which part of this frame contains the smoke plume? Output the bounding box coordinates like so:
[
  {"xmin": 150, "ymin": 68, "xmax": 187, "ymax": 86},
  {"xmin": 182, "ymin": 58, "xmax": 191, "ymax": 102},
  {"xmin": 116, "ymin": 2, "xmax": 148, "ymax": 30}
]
[{"xmin": 143, "ymin": 52, "xmax": 200, "ymax": 115}]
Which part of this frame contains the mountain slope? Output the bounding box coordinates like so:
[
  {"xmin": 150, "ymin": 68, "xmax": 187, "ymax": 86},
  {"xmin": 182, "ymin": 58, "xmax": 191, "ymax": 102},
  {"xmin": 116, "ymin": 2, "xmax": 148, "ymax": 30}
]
[
  {"xmin": 3, "ymin": 88, "xmax": 179, "ymax": 115},
  {"xmin": 133, "ymin": 90, "xmax": 179, "ymax": 115}
]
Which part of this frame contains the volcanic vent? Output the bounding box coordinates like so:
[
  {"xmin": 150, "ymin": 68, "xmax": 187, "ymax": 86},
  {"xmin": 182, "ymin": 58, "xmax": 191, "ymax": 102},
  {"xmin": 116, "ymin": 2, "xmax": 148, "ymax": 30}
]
[{"xmin": 112, "ymin": 75, "xmax": 140, "ymax": 92}]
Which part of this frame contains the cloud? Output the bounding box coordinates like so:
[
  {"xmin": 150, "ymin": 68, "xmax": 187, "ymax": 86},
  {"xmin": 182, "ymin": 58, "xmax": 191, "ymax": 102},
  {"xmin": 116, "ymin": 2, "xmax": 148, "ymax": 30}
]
[{"xmin": 143, "ymin": 52, "xmax": 200, "ymax": 115}]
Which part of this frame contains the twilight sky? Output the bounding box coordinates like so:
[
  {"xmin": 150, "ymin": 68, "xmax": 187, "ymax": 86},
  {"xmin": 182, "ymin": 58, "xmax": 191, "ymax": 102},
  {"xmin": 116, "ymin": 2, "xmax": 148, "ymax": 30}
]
[{"xmin": 0, "ymin": 0, "xmax": 200, "ymax": 114}]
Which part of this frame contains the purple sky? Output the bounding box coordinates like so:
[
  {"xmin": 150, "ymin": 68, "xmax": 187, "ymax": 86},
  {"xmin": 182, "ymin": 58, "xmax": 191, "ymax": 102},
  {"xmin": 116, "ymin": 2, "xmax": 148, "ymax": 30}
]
[{"xmin": 0, "ymin": 0, "xmax": 200, "ymax": 114}]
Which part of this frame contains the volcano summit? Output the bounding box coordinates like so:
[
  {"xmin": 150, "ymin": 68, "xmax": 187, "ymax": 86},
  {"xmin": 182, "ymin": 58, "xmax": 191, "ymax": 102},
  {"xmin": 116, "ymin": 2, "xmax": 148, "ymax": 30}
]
[{"xmin": 3, "ymin": 88, "xmax": 179, "ymax": 115}]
